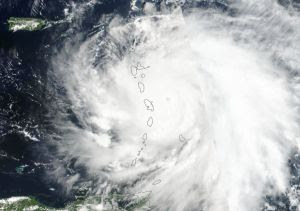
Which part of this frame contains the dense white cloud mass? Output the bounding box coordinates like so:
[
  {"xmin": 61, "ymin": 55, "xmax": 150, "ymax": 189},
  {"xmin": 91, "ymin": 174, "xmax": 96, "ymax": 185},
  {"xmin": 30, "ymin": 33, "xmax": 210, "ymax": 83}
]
[{"xmin": 52, "ymin": 0, "xmax": 300, "ymax": 210}]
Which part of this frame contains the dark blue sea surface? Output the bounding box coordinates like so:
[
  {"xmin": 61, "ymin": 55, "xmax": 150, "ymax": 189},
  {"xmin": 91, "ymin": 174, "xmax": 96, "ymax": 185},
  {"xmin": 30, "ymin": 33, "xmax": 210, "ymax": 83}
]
[{"xmin": 0, "ymin": 0, "xmax": 130, "ymax": 207}]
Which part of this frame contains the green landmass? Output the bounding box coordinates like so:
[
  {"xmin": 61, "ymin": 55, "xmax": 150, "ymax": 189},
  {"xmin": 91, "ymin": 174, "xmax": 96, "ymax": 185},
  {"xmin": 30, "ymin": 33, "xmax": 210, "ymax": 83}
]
[
  {"xmin": 0, "ymin": 193, "xmax": 151, "ymax": 210},
  {"xmin": 0, "ymin": 197, "xmax": 49, "ymax": 210},
  {"xmin": 8, "ymin": 17, "xmax": 47, "ymax": 32}
]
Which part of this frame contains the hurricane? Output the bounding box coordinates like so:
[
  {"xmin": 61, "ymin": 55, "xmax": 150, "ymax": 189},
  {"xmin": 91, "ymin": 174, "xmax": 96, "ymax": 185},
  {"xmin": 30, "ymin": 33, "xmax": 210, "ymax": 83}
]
[{"xmin": 1, "ymin": 0, "xmax": 300, "ymax": 210}]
